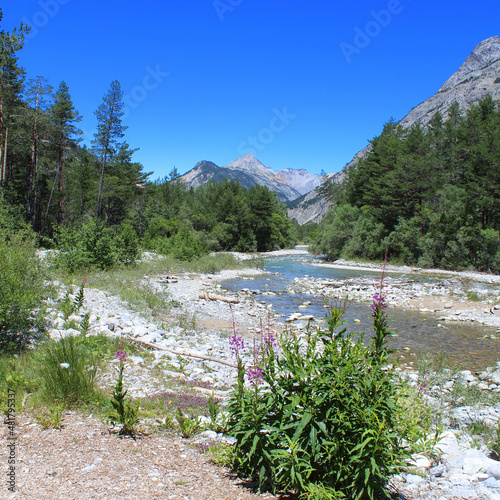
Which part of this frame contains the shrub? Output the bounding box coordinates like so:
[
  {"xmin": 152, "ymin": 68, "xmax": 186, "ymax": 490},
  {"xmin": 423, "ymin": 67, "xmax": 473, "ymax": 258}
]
[
  {"xmin": 55, "ymin": 218, "xmax": 115, "ymax": 272},
  {"xmin": 0, "ymin": 233, "xmax": 49, "ymax": 352},
  {"xmin": 37, "ymin": 335, "xmax": 98, "ymax": 406},
  {"xmin": 226, "ymin": 294, "xmax": 407, "ymax": 498},
  {"xmin": 113, "ymin": 220, "xmax": 140, "ymax": 265}
]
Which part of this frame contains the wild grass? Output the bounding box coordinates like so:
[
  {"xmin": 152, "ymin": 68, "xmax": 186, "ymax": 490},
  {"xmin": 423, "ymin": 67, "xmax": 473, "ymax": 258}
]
[
  {"xmin": 49, "ymin": 252, "xmax": 254, "ymax": 320},
  {"xmin": 36, "ymin": 335, "xmax": 98, "ymax": 407}
]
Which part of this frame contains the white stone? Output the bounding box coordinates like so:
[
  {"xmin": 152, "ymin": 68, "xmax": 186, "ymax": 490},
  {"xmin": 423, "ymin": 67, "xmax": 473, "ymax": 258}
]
[
  {"xmin": 487, "ymin": 462, "xmax": 500, "ymax": 480},
  {"xmin": 128, "ymin": 355, "xmax": 145, "ymax": 366},
  {"xmin": 463, "ymin": 457, "xmax": 487, "ymax": 474}
]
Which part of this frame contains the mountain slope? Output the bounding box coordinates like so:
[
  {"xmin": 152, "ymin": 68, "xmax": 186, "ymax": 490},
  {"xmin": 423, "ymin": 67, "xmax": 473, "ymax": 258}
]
[
  {"xmin": 179, "ymin": 154, "xmax": 322, "ymax": 202},
  {"xmin": 344, "ymin": 36, "xmax": 500, "ymax": 172},
  {"xmin": 289, "ymin": 36, "xmax": 500, "ymax": 225},
  {"xmin": 400, "ymin": 36, "xmax": 500, "ymax": 127}
]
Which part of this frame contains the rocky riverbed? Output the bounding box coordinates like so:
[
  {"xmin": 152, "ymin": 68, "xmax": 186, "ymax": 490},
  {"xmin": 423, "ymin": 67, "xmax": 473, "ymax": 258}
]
[
  {"xmin": 291, "ymin": 258, "xmax": 500, "ymax": 329},
  {"xmin": 41, "ymin": 254, "xmax": 500, "ymax": 500}
]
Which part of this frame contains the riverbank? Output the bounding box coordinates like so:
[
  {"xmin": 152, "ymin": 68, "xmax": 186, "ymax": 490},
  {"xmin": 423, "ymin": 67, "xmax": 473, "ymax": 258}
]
[
  {"xmin": 10, "ymin": 250, "xmax": 500, "ymax": 499},
  {"xmin": 283, "ymin": 256, "xmax": 500, "ymax": 330}
]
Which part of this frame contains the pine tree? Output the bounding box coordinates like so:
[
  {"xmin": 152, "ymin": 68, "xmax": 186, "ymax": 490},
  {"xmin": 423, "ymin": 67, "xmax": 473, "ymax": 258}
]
[
  {"xmin": 92, "ymin": 80, "xmax": 126, "ymax": 218},
  {"xmin": 0, "ymin": 9, "xmax": 30, "ymax": 187},
  {"xmin": 45, "ymin": 81, "xmax": 82, "ymax": 227},
  {"xmin": 24, "ymin": 76, "xmax": 53, "ymax": 230}
]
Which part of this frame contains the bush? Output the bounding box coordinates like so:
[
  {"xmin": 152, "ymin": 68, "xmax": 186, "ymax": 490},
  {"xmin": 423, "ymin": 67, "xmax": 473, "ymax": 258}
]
[
  {"xmin": 55, "ymin": 218, "xmax": 115, "ymax": 272},
  {"xmin": 37, "ymin": 335, "xmax": 98, "ymax": 406},
  {"xmin": 0, "ymin": 233, "xmax": 49, "ymax": 352},
  {"xmin": 114, "ymin": 220, "xmax": 140, "ymax": 265},
  {"xmin": 226, "ymin": 295, "xmax": 408, "ymax": 498}
]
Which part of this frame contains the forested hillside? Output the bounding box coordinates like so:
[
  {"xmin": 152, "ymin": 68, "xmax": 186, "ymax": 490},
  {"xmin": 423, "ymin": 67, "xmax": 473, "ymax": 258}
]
[
  {"xmin": 313, "ymin": 95, "xmax": 500, "ymax": 272},
  {"xmin": 0, "ymin": 12, "xmax": 297, "ymax": 267}
]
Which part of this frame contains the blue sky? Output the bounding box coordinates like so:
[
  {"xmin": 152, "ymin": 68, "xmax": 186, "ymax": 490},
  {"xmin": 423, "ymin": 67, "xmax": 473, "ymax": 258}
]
[{"xmin": 2, "ymin": 0, "xmax": 500, "ymax": 179}]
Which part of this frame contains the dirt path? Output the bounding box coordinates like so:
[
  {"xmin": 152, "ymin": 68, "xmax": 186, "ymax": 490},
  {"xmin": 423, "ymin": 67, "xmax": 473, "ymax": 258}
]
[{"xmin": 1, "ymin": 411, "xmax": 282, "ymax": 500}]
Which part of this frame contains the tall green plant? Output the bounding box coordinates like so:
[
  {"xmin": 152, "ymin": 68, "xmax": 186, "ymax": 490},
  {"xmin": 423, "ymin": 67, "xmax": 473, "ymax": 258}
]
[
  {"xmin": 226, "ymin": 294, "xmax": 407, "ymax": 499},
  {"xmin": 37, "ymin": 335, "xmax": 97, "ymax": 406},
  {"xmin": 108, "ymin": 350, "xmax": 139, "ymax": 436},
  {"xmin": 0, "ymin": 231, "xmax": 48, "ymax": 352}
]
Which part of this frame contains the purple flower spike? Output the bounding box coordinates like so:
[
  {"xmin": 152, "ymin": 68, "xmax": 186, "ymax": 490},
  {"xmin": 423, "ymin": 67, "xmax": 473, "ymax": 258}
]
[
  {"xmin": 115, "ymin": 350, "xmax": 127, "ymax": 363},
  {"xmin": 263, "ymin": 333, "xmax": 277, "ymax": 348},
  {"xmin": 247, "ymin": 366, "xmax": 264, "ymax": 385},
  {"xmin": 372, "ymin": 292, "xmax": 388, "ymax": 316},
  {"xmin": 229, "ymin": 335, "xmax": 245, "ymax": 359}
]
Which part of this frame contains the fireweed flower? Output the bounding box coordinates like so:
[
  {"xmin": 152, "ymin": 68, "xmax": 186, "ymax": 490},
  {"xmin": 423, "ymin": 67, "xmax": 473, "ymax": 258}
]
[
  {"xmin": 115, "ymin": 350, "xmax": 127, "ymax": 363},
  {"xmin": 372, "ymin": 292, "xmax": 388, "ymax": 317},
  {"xmin": 229, "ymin": 335, "xmax": 245, "ymax": 359},
  {"xmin": 247, "ymin": 366, "xmax": 264, "ymax": 385},
  {"xmin": 263, "ymin": 333, "xmax": 277, "ymax": 348}
]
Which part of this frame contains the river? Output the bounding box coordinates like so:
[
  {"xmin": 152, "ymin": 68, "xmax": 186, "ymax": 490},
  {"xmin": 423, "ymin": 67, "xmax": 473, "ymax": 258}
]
[{"xmin": 221, "ymin": 253, "xmax": 500, "ymax": 372}]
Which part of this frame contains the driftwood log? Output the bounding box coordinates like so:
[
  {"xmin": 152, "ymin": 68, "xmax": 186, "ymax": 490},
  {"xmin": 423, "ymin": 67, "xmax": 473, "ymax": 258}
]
[
  {"xmin": 126, "ymin": 335, "xmax": 237, "ymax": 368},
  {"xmin": 198, "ymin": 291, "xmax": 239, "ymax": 304}
]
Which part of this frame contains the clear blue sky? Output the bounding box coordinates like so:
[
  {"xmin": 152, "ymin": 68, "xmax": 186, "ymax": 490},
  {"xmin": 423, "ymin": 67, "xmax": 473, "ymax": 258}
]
[{"xmin": 2, "ymin": 0, "xmax": 500, "ymax": 179}]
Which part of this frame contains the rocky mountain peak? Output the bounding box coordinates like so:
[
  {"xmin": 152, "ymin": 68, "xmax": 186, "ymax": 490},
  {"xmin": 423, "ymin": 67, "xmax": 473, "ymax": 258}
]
[
  {"xmin": 399, "ymin": 36, "xmax": 500, "ymax": 128},
  {"xmin": 226, "ymin": 153, "xmax": 273, "ymax": 173}
]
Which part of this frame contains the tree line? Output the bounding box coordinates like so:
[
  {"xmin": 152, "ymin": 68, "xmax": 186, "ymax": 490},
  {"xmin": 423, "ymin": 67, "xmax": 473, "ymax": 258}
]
[
  {"xmin": 313, "ymin": 95, "xmax": 500, "ymax": 272},
  {"xmin": 0, "ymin": 11, "xmax": 297, "ymax": 268}
]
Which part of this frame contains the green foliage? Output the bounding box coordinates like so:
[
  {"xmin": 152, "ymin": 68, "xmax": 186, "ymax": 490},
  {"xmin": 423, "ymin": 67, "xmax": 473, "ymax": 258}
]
[
  {"xmin": 206, "ymin": 394, "xmax": 226, "ymax": 433},
  {"xmin": 55, "ymin": 218, "xmax": 115, "ymax": 271},
  {"xmin": 37, "ymin": 335, "xmax": 98, "ymax": 406},
  {"xmin": 33, "ymin": 404, "xmax": 64, "ymax": 430},
  {"xmin": 489, "ymin": 419, "xmax": 500, "ymax": 455},
  {"xmin": 201, "ymin": 442, "xmax": 235, "ymax": 468},
  {"xmin": 226, "ymin": 297, "xmax": 407, "ymax": 498},
  {"xmin": 176, "ymin": 407, "xmax": 201, "ymax": 438},
  {"xmin": 395, "ymin": 384, "xmax": 441, "ymax": 456},
  {"xmin": 108, "ymin": 354, "xmax": 140, "ymax": 436},
  {"xmin": 310, "ymin": 205, "xmax": 385, "ymax": 261},
  {"xmin": 0, "ymin": 227, "xmax": 49, "ymax": 352},
  {"xmin": 113, "ymin": 220, "xmax": 140, "ymax": 265},
  {"xmin": 0, "ymin": 353, "xmax": 40, "ymax": 414},
  {"xmin": 316, "ymin": 96, "xmax": 500, "ymax": 271}
]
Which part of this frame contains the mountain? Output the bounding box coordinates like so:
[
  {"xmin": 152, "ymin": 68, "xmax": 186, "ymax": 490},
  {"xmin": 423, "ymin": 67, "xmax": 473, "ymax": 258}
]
[
  {"xmin": 179, "ymin": 153, "xmax": 322, "ymax": 202},
  {"xmin": 343, "ymin": 36, "xmax": 500, "ymax": 173},
  {"xmin": 287, "ymin": 188, "xmax": 332, "ymax": 225},
  {"xmin": 290, "ymin": 36, "xmax": 500, "ymax": 224}
]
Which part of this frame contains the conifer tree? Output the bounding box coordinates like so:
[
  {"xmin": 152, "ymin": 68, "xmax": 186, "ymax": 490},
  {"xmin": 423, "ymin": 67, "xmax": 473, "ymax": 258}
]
[
  {"xmin": 0, "ymin": 9, "xmax": 30, "ymax": 187},
  {"xmin": 46, "ymin": 81, "xmax": 82, "ymax": 226},
  {"xmin": 92, "ymin": 80, "xmax": 126, "ymax": 218},
  {"xmin": 24, "ymin": 76, "xmax": 53, "ymax": 229}
]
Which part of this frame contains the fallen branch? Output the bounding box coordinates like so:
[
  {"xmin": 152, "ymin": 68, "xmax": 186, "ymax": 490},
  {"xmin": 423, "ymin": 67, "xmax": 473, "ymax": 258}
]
[
  {"xmin": 198, "ymin": 291, "xmax": 240, "ymax": 304},
  {"xmin": 125, "ymin": 335, "xmax": 237, "ymax": 368}
]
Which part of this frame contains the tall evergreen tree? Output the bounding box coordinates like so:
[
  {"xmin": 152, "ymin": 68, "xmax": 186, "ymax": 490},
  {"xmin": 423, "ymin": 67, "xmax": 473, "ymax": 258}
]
[
  {"xmin": 0, "ymin": 9, "xmax": 29, "ymax": 187},
  {"xmin": 46, "ymin": 81, "xmax": 82, "ymax": 227},
  {"xmin": 24, "ymin": 76, "xmax": 53, "ymax": 229},
  {"xmin": 92, "ymin": 80, "xmax": 126, "ymax": 218}
]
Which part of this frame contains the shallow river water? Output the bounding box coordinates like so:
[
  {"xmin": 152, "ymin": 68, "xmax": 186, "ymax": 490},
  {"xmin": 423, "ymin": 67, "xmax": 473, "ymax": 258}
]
[{"xmin": 221, "ymin": 255, "xmax": 500, "ymax": 372}]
